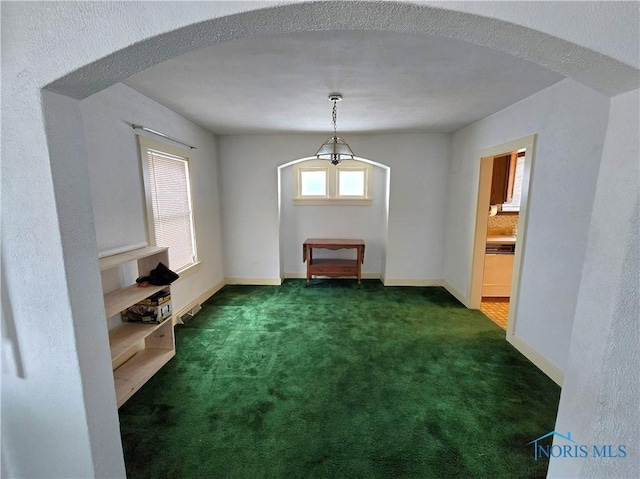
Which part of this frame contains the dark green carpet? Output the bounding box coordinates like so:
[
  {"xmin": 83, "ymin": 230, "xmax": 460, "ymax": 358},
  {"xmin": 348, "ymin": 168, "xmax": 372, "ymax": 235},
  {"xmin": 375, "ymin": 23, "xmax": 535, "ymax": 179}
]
[{"xmin": 119, "ymin": 280, "xmax": 560, "ymax": 478}]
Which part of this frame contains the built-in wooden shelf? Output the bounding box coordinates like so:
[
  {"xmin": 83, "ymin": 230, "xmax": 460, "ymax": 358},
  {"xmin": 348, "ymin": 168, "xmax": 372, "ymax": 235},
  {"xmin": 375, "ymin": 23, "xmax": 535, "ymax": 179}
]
[
  {"xmin": 99, "ymin": 246, "xmax": 167, "ymax": 271},
  {"xmin": 104, "ymin": 284, "xmax": 166, "ymax": 318},
  {"xmin": 109, "ymin": 321, "xmax": 166, "ymax": 365},
  {"xmin": 100, "ymin": 246, "xmax": 175, "ymax": 408},
  {"xmin": 113, "ymin": 348, "xmax": 175, "ymax": 407}
]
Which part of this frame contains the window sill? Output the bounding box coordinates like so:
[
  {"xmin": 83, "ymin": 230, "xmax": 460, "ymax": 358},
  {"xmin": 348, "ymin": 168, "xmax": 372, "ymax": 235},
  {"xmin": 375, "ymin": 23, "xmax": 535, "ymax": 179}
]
[
  {"xmin": 293, "ymin": 198, "xmax": 372, "ymax": 206},
  {"xmin": 175, "ymin": 261, "xmax": 201, "ymax": 281}
]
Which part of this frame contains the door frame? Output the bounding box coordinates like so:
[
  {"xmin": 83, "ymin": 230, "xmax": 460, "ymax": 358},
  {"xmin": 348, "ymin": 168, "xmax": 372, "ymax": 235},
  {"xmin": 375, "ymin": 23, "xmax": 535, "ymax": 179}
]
[
  {"xmin": 469, "ymin": 134, "xmax": 536, "ymax": 337},
  {"xmin": 469, "ymin": 133, "xmax": 563, "ymax": 385}
]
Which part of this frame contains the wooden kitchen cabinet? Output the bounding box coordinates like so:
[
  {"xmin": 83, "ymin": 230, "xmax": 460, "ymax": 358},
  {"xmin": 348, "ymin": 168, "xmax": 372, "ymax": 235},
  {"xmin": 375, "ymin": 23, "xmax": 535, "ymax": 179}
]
[{"xmin": 490, "ymin": 152, "xmax": 519, "ymax": 206}]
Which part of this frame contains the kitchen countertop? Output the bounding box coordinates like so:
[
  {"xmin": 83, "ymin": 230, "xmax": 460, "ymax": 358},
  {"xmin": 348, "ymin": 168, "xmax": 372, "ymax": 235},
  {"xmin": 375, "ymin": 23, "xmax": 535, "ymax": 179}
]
[{"xmin": 486, "ymin": 235, "xmax": 517, "ymax": 245}]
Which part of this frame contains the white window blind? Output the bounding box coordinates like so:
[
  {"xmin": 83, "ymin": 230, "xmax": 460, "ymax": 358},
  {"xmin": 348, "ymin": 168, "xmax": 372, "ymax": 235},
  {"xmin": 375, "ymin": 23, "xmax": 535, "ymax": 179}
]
[{"xmin": 146, "ymin": 148, "xmax": 197, "ymax": 270}]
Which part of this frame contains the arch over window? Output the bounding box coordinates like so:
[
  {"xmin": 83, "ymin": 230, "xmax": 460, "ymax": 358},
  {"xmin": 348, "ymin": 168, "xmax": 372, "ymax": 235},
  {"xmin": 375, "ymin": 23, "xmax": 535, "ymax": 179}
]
[{"xmin": 294, "ymin": 159, "xmax": 373, "ymax": 205}]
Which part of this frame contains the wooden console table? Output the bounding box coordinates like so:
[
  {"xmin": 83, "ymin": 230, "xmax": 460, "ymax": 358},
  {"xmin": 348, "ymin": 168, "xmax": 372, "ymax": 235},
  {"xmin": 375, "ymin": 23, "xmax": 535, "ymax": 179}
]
[{"xmin": 303, "ymin": 238, "xmax": 365, "ymax": 286}]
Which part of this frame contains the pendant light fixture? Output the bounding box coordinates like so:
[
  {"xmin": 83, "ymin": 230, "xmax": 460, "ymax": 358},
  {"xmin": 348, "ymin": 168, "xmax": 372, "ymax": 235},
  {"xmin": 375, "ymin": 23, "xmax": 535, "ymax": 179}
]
[{"xmin": 316, "ymin": 93, "xmax": 355, "ymax": 165}]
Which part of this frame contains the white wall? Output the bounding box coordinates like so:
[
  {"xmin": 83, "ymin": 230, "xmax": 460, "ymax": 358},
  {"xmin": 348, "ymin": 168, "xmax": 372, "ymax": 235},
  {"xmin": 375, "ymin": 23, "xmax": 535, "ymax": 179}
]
[
  {"xmin": 444, "ymin": 79, "xmax": 610, "ymax": 374},
  {"xmin": 1, "ymin": 90, "xmax": 126, "ymax": 479},
  {"xmin": 549, "ymin": 89, "xmax": 640, "ymax": 479},
  {"xmin": 2, "ymin": 3, "xmax": 253, "ymax": 475},
  {"xmin": 218, "ymin": 134, "xmax": 450, "ymax": 283},
  {"xmin": 427, "ymin": 1, "xmax": 639, "ymax": 69},
  {"xmin": 80, "ymin": 83, "xmax": 225, "ymax": 315},
  {"xmin": 217, "ymin": 135, "xmax": 293, "ymax": 282},
  {"xmin": 280, "ymin": 162, "xmax": 388, "ymax": 276},
  {"xmin": 359, "ymin": 135, "xmax": 451, "ymax": 283}
]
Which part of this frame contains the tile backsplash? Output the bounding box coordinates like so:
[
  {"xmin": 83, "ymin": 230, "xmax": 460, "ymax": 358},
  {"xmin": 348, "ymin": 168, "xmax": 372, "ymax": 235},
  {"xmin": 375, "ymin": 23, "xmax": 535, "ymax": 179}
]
[{"xmin": 488, "ymin": 214, "xmax": 519, "ymax": 229}]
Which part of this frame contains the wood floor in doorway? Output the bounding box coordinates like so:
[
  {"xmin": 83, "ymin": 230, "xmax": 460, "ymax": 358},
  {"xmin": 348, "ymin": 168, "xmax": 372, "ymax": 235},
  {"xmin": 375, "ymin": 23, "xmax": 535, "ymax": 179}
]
[{"xmin": 481, "ymin": 298, "xmax": 509, "ymax": 330}]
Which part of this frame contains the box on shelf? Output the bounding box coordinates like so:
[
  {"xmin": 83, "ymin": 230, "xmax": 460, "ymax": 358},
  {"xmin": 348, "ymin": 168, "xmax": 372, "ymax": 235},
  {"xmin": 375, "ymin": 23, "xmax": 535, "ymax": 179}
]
[{"xmin": 122, "ymin": 289, "xmax": 172, "ymax": 324}]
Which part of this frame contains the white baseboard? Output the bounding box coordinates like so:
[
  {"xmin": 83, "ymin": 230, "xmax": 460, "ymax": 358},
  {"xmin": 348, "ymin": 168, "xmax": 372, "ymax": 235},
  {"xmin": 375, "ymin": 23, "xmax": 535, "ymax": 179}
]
[
  {"xmin": 225, "ymin": 277, "xmax": 283, "ymax": 285},
  {"xmin": 438, "ymin": 280, "xmax": 562, "ymax": 385},
  {"xmin": 383, "ymin": 278, "xmax": 442, "ymax": 287},
  {"xmin": 507, "ymin": 333, "xmax": 564, "ymax": 386},
  {"xmin": 283, "ymin": 272, "xmax": 310, "ymax": 279},
  {"xmin": 441, "ymin": 280, "xmax": 469, "ymax": 307}
]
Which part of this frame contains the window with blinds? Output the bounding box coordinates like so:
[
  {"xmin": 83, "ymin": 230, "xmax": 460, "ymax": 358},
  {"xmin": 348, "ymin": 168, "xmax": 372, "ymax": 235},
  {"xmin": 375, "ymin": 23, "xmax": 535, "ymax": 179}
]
[{"xmin": 139, "ymin": 138, "xmax": 198, "ymax": 271}]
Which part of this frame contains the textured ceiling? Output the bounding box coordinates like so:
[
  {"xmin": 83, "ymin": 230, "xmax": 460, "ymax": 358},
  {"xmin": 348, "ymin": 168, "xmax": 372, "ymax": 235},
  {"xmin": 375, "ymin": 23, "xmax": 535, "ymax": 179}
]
[{"xmin": 124, "ymin": 30, "xmax": 564, "ymax": 135}]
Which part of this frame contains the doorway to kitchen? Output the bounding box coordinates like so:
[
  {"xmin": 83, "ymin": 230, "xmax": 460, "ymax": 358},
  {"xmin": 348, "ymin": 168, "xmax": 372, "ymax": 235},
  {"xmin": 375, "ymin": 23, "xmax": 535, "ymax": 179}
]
[{"xmin": 469, "ymin": 135, "xmax": 536, "ymax": 339}]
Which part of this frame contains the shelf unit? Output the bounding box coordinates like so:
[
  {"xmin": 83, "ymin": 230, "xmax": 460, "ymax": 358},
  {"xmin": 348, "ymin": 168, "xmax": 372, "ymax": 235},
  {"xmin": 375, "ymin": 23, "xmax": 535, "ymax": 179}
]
[{"xmin": 99, "ymin": 246, "xmax": 175, "ymax": 408}]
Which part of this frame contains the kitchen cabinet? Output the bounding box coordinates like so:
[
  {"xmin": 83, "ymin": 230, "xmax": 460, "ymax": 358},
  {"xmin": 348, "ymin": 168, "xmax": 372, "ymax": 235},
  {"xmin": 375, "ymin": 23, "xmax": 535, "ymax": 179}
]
[
  {"xmin": 490, "ymin": 153, "xmax": 518, "ymax": 205},
  {"xmin": 482, "ymin": 253, "xmax": 514, "ymax": 297}
]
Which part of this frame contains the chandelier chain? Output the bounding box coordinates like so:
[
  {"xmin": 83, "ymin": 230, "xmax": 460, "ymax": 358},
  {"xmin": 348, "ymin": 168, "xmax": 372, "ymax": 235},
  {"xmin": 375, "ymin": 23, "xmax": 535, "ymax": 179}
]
[
  {"xmin": 332, "ymin": 100, "xmax": 338, "ymax": 137},
  {"xmin": 315, "ymin": 93, "xmax": 354, "ymax": 166}
]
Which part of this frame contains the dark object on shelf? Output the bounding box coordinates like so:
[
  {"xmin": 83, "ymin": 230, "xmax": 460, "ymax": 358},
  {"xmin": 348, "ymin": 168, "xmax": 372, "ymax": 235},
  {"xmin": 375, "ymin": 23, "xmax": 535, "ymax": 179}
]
[
  {"xmin": 136, "ymin": 262, "xmax": 179, "ymax": 286},
  {"xmin": 122, "ymin": 290, "xmax": 172, "ymax": 324}
]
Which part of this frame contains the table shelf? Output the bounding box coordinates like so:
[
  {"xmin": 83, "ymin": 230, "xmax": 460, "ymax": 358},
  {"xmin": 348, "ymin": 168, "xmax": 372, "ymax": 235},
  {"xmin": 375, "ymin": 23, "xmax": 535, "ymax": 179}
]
[{"xmin": 303, "ymin": 239, "xmax": 365, "ymax": 286}]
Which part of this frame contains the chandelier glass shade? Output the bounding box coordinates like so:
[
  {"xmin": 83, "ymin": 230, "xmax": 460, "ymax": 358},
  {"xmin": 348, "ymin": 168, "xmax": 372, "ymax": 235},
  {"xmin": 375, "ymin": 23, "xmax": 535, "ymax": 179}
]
[{"xmin": 316, "ymin": 94, "xmax": 355, "ymax": 165}]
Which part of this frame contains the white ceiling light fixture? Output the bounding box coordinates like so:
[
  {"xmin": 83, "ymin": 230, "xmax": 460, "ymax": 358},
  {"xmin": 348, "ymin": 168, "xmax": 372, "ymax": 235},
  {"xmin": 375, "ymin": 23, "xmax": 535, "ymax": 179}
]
[{"xmin": 316, "ymin": 93, "xmax": 355, "ymax": 166}]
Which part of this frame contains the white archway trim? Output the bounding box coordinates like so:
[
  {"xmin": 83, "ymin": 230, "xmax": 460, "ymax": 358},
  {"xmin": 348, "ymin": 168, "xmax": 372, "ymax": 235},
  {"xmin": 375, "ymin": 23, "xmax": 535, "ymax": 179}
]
[{"xmin": 46, "ymin": 1, "xmax": 638, "ymax": 100}]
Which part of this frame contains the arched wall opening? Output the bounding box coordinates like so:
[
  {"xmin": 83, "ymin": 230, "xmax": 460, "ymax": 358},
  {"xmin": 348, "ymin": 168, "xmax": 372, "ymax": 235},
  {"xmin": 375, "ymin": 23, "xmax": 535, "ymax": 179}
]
[
  {"xmin": 4, "ymin": 1, "xmax": 636, "ymax": 477},
  {"xmin": 45, "ymin": 1, "xmax": 638, "ymax": 100}
]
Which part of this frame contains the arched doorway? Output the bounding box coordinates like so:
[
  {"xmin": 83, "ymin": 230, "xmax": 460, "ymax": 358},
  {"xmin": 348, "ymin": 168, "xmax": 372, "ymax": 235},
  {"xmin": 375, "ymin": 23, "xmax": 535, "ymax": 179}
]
[{"xmin": 4, "ymin": 2, "xmax": 636, "ymax": 476}]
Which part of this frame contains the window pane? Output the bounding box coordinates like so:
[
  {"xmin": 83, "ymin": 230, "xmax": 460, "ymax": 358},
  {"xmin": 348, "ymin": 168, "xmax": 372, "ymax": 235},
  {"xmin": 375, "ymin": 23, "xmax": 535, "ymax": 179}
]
[
  {"xmin": 502, "ymin": 156, "xmax": 525, "ymax": 211},
  {"xmin": 301, "ymin": 170, "xmax": 327, "ymax": 196},
  {"xmin": 147, "ymin": 150, "xmax": 197, "ymax": 270},
  {"xmin": 339, "ymin": 170, "xmax": 365, "ymax": 196}
]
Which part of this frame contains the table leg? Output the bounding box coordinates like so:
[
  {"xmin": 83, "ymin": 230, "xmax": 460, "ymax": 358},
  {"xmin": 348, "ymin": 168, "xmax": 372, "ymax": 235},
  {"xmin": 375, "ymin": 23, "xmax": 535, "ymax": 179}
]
[
  {"xmin": 305, "ymin": 246, "xmax": 311, "ymax": 287},
  {"xmin": 357, "ymin": 246, "xmax": 362, "ymax": 287}
]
